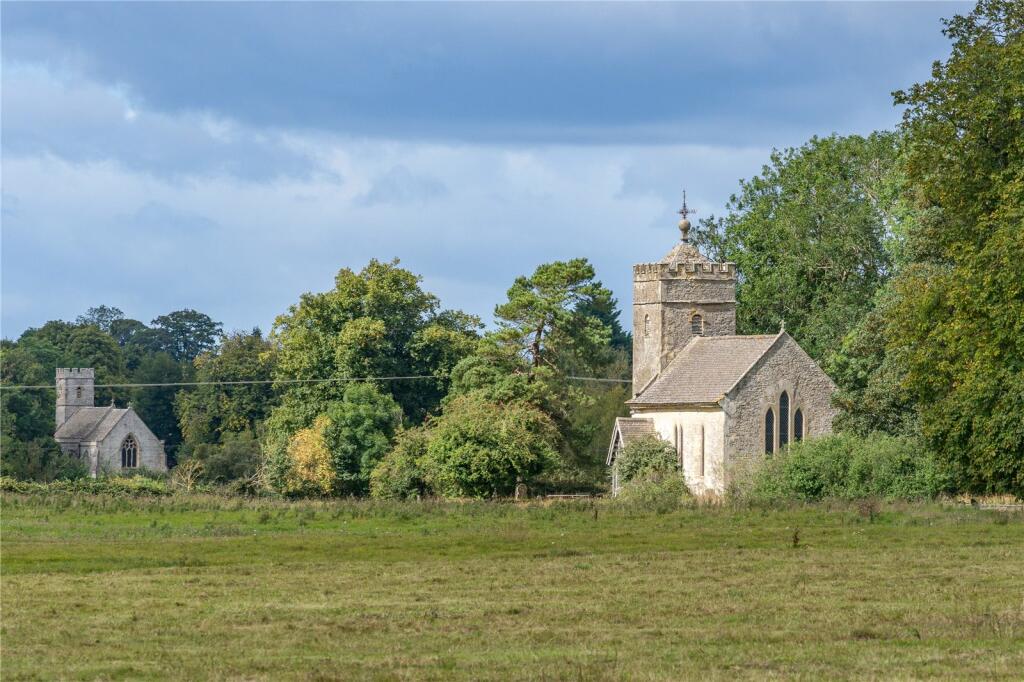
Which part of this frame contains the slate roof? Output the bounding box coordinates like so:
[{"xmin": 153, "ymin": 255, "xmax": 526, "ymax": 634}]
[
  {"xmin": 54, "ymin": 406, "xmax": 128, "ymax": 443},
  {"xmin": 607, "ymin": 417, "xmax": 657, "ymax": 464},
  {"xmin": 630, "ymin": 334, "xmax": 782, "ymax": 406}
]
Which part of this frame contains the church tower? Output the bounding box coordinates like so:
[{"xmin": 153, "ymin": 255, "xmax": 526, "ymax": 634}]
[
  {"xmin": 55, "ymin": 368, "xmax": 95, "ymax": 427},
  {"xmin": 632, "ymin": 193, "xmax": 737, "ymax": 394}
]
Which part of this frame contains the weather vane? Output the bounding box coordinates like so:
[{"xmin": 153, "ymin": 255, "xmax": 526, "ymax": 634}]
[
  {"xmin": 677, "ymin": 190, "xmax": 697, "ymax": 242},
  {"xmin": 678, "ymin": 190, "xmax": 698, "ymax": 222}
]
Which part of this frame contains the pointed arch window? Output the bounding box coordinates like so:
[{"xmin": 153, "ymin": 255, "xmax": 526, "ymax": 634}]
[
  {"xmin": 794, "ymin": 409, "xmax": 804, "ymax": 442},
  {"xmin": 644, "ymin": 314, "xmax": 651, "ymax": 337},
  {"xmin": 691, "ymin": 314, "xmax": 704, "ymax": 336},
  {"xmin": 779, "ymin": 391, "xmax": 790, "ymax": 448},
  {"xmin": 121, "ymin": 435, "xmax": 139, "ymax": 468},
  {"xmin": 764, "ymin": 408, "xmax": 774, "ymax": 455}
]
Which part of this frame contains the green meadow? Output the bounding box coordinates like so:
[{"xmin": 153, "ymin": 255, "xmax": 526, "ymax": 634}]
[{"xmin": 2, "ymin": 494, "xmax": 1022, "ymax": 680}]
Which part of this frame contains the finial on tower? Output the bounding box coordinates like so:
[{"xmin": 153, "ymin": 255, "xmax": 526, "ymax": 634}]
[{"xmin": 677, "ymin": 190, "xmax": 697, "ymax": 243}]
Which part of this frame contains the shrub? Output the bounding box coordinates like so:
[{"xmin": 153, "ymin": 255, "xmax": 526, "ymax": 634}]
[
  {"xmin": 285, "ymin": 415, "xmax": 335, "ymax": 497},
  {"xmin": 262, "ymin": 383, "xmax": 402, "ymax": 497},
  {"xmin": 423, "ymin": 395, "xmax": 559, "ymax": 498},
  {"xmin": 0, "ymin": 475, "xmax": 171, "ymax": 496},
  {"xmin": 182, "ymin": 431, "xmax": 262, "ymax": 484},
  {"xmin": 732, "ymin": 432, "xmax": 953, "ymax": 504},
  {"xmin": 613, "ymin": 474, "xmax": 690, "ymax": 514},
  {"xmin": 615, "ymin": 435, "xmax": 679, "ymax": 484},
  {"xmin": 0, "ymin": 434, "xmax": 87, "ymax": 482},
  {"xmin": 370, "ymin": 427, "xmax": 431, "ymax": 500}
]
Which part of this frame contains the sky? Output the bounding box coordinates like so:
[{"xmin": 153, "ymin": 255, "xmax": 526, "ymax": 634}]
[{"xmin": 1, "ymin": 1, "xmax": 968, "ymax": 339}]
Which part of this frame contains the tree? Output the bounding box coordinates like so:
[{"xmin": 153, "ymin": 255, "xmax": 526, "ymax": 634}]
[
  {"xmin": 130, "ymin": 352, "xmax": 184, "ymax": 460},
  {"xmin": 825, "ymin": 285, "xmax": 919, "ymax": 436},
  {"xmin": 423, "ymin": 394, "xmax": 559, "ymax": 498},
  {"xmin": 176, "ymin": 330, "xmax": 276, "ymax": 447},
  {"xmin": 696, "ymin": 133, "xmax": 906, "ymax": 362},
  {"xmin": 0, "ymin": 341, "xmax": 58, "ymax": 443},
  {"xmin": 369, "ymin": 426, "xmax": 431, "ymax": 500},
  {"xmin": 264, "ymin": 382, "xmax": 402, "ymax": 496},
  {"xmin": 493, "ymin": 258, "xmax": 613, "ymax": 372},
  {"xmin": 75, "ymin": 305, "xmax": 125, "ymax": 333},
  {"xmin": 270, "ymin": 259, "xmax": 479, "ymax": 426},
  {"xmin": 887, "ymin": 0, "xmax": 1024, "ymax": 493},
  {"xmin": 0, "ymin": 433, "xmax": 86, "ymax": 482},
  {"xmin": 151, "ymin": 309, "xmax": 223, "ymax": 362},
  {"xmin": 63, "ymin": 325, "xmax": 126, "ymax": 406},
  {"xmin": 320, "ymin": 383, "xmax": 403, "ymax": 495},
  {"xmin": 183, "ymin": 431, "xmax": 262, "ymax": 484},
  {"xmin": 109, "ymin": 318, "xmax": 148, "ymax": 347},
  {"xmin": 440, "ymin": 259, "xmax": 625, "ymax": 491}
]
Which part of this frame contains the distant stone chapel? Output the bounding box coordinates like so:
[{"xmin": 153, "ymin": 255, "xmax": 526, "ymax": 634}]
[
  {"xmin": 54, "ymin": 368, "xmax": 167, "ymax": 475},
  {"xmin": 607, "ymin": 199, "xmax": 837, "ymax": 495}
]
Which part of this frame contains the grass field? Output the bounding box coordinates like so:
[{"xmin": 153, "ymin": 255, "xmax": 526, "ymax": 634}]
[{"xmin": 2, "ymin": 494, "xmax": 1023, "ymax": 680}]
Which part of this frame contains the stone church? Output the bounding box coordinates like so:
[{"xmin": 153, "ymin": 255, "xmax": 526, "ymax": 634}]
[
  {"xmin": 607, "ymin": 201, "xmax": 837, "ymax": 495},
  {"xmin": 53, "ymin": 368, "xmax": 167, "ymax": 475}
]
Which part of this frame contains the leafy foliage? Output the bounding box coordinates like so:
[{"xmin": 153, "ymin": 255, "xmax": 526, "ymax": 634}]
[
  {"xmin": 151, "ymin": 309, "xmax": 224, "ymax": 362},
  {"xmin": 492, "ymin": 258, "xmax": 612, "ymax": 371},
  {"xmin": 423, "ymin": 394, "xmax": 559, "ymax": 498},
  {"xmin": 0, "ymin": 434, "xmax": 86, "ymax": 482},
  {"xmin": 264, "ymin": 383, "xmax": 402, "ymax": 496},
  {"xmin": 887, "ymin": 0, "xmax": 1024, "ymax": 494},
  {"xmin": 176, "ymin": 330, "xmax": 276, "ymax": 447},
  {"xmin": 615, "ymin": 435, "xmax": 680, "ymax": 484},
  {"xmin": 369, "ymin": 426, "xmax": 431, "ymax": 500},
  {"xmin": 182, "ymin": 431, "xmax": 262, "ymax": 485},
  {"xmin": 696, "ymin": 133, "xmax": 905, "ymax": 362},
  {"xmin": 731, "ymin": 433, "xmax": 953, "ymax": 504},
  {"xmin": 270, "ymin": 258, "xmax": 479, "ymax": 426}
]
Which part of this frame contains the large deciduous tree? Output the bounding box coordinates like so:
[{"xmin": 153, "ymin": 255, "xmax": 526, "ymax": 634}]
[
  {"xmin": 151, "ymin": 309, "xmax": 224, "ymax": 362},
  {"xmin": 696, "ymin": 132, "xmax": 906, "ymax": 362},
  {"xmin": 269, "ymin": 258, "xmax": 479, "ymax": 428},
  {"xmin": 176, "ymin": 330, "xmax": 277, "ymax": 447},
  {"xmin": 888, "ymin": 0, "xmax": 1024, "ymax": 494}
]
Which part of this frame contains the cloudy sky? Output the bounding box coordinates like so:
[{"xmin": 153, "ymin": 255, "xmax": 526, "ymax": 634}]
[{"xmin": 1, "ymin": 1, "xmax": 966, "ymax": 339}]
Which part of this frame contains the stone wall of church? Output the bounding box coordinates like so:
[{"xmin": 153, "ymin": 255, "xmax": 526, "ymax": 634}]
[
  {"xmin": 628, "ymin": 407, "xmax": 727, "ymax": 495},
  {"xmin": 721, "ymin": 334, "xmax": 838, "ymax": 479},
  {"xmin": 94, "ymin": 411, "xmax": 167, "ymax": 474}
]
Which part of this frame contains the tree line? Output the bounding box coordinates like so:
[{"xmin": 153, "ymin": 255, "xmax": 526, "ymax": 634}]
[{"xmin": 2, "ymin": 0, "xmax": 1020, "ymax": 496}]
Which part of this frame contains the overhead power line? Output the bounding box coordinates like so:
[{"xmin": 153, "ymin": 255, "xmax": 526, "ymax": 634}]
[{"xmin": 0, "ymin": 374, "xmax": 632, "ymax": 391}]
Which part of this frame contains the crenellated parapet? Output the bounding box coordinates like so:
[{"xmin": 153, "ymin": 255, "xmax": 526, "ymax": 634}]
[
  {"xmin": 56, "ymin": 368, "xmax": 96, "ymax": 379},
  {"xmin": 633, "ymin": 261, "xmax": 736, "ymax": 281}
]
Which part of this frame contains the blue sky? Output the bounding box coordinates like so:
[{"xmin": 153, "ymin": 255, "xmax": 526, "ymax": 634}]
[{"xmin": 1, "ymin": 1, "xmax": 966, "ymax": 339}]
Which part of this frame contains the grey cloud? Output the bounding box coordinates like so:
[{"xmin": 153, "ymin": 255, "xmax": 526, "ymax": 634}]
[{"xmin": 358, "ymin": 166, "xmax": 448, "ymax": 207}]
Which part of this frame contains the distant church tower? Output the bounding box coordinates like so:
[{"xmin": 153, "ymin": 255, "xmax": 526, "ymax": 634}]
[
  {"xmin": 55, "ymin": 368, "xmax": 95, "ymax": 427},
  {"xmin": 632, "ymin": 193, "xmax": 737, "ymax": 394}
]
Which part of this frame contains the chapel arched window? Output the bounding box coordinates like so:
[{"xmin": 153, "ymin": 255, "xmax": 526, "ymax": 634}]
[
  {"xmin": 779, "ymin": 391, "xmax": 790, "ymax": 448},
  {"xmin": 121, "ymin": 435, "xmax": 139, "ymax": 468},
  {"xmin": 764, "ymin": 408, "xmax": 774, "ymax": 455},
  {"xmin": 794, "ymin": 409, "xmax": 804, "ymax": 442},
  {"xmin": 691, "ymin": 314, "xmax": 704, "ymax": 336}
]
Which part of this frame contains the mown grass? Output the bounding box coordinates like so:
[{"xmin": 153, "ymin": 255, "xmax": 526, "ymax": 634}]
[{"xmin": 2, "ymin": 493, "xmax": 1023, "ymax": 680}]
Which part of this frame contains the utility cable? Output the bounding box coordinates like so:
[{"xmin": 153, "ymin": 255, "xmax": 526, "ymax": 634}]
[{"xmin": 0, "ymin": 374, "xmax": 632, "ymax": 391}]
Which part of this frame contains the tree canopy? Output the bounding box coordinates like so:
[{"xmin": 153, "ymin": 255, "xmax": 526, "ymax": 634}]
[{"xmin": 887, "ymin": 0, "xmax": 1024, "ymax": 494}]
